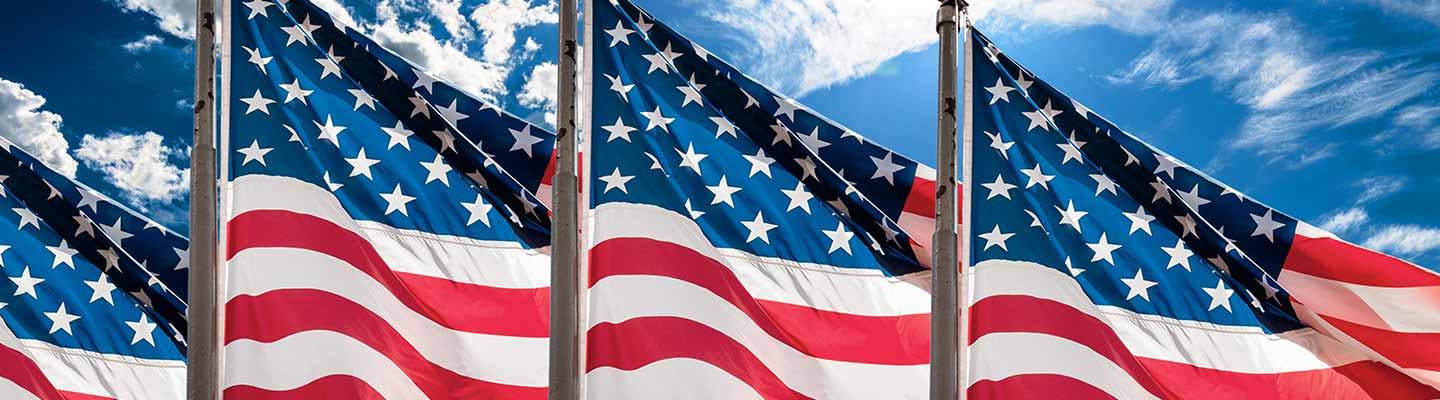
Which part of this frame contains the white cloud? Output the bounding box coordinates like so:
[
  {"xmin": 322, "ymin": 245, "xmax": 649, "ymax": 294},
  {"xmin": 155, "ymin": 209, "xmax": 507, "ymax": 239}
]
[
  {"xmin": 365, "ymin": 18, "xmax": 508, "ymax": 102},
  {"xmin": 517, "ymin": 62, "xmax": 558, "ymax": 126},
  {"xmin": 1364, "ymin": 225, "xmax": 1440, "ymax": 256},
  {"xmin": 1357, "ymin": 0, "xmax": 1440, "ymax": 25},
  {"xmin": 74, "ymin": 132, "xmax": 190, "ymax": 204},
  {"xmin": 429, "ymin": 0, "xmax": 472, "ymax": 39},
  {"xmin": 970, "ymin": 0, "xmax": 1173, "ymax": 34},
  {"xmin": 469, "ymin": 0, "xmax": 558, "ymax": 64},
  {"xmin": 1354, "ymin": 176, "xmax": 1408, "ymax": 204},
  {"xmin": 1320, "ymin": 208, "xmax": 1370, "ymax": 235},
  {"xmin": 1108, "ymin": 12, "xmax": 1439, "ymax": 164},
  {"xmin": 522, "ymin": 37, "xmax": 542, "ymax": 57},
  {"xmin": 123, "ymin": 35, "xmax": 165, "ymax": 53},
  {"xmin": 311, "ymin": 0, "xmax": 360, "ymax": 27},
  {"xmin": 112, "ymin": 0, "xmax": 196, "ymax": 38},
  {"xmin": 0, "ymin": 78, "xmax": 78, "ymax": 176}
]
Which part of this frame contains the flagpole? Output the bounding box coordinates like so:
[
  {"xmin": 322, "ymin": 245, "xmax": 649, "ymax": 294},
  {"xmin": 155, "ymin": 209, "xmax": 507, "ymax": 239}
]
[
  {"xmin": 932, "ymin": 1, "xmax": 963, "ymax": 399},
  {"xmin": 187, "ymin": 0, "xmax": 221, "ymax": 398},
  {"xmin": 550, "ymin": 0, "xmax": 582, "ymax": 397}
]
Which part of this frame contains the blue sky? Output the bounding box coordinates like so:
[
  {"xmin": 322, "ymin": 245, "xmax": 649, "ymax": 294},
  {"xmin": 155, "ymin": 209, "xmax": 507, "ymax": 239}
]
[{"xmin": 0, "ymin": 0, "xmax": 1435, "ymax": 265}]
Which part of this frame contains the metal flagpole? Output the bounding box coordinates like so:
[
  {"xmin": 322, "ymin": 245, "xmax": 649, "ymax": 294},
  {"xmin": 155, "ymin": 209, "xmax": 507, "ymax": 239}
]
[
  {"xmin": 550, "ymin": 0, "xmax": 582, "ymax": 397},
  {"xmin": 932, "ymin": 0, "xmax": 963, "ymax": 399},
  {"xmin": 187, "ymin": 0, "xmax": 221, "ymax": 398}
]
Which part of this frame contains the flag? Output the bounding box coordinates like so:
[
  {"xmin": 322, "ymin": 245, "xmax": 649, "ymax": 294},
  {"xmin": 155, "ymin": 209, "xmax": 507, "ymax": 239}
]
[
  {"xmin": 0, "ymin": 137, "xmax": 187, "ymax": 399},
  {"xmin": 220, "ymin": 0, "xmax": 553, "ymax": 398},
  {"xmin": 587, "ymin": 0, "xmax": 939, "ymax": 397},
  {"xmin": 963, "ymin": 28, "xmax": 1440, "ymax": 398}
]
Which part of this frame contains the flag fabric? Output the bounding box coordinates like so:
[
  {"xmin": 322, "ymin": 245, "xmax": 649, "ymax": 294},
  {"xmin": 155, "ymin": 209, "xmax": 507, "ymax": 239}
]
[
  {"xmin": 220, "ymin": 0, "xmax": 553, "ymax": 398},
  {"xmin": 963, "ymin": 27, "xmax": 1440, "ymax": 398},
  {"xmin": 0, "ymin": 138, "xmax": 187, "ymax": 399},
  {"xmin": 586, "ymin": 0, "xmax": 940, "ymax": 398}
]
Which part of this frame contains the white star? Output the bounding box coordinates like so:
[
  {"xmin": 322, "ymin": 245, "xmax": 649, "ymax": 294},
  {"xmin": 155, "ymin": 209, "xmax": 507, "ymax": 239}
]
[
  {"xmin": 14, "ymin": 208, "xmax": 39, "ymax": 230},
  {"xmin": 642, "ymin": 45, "xmax": 676, "ymax": 74},
  {"xmin": 77, "ymin": 189, "xmax": 103, "ymax": 211},
  {"xmin": 706, "ymin": 176, "xmax": 741, "ymax": 207},
  {"xmin": 314, "ymin": 115, "xmax": 348, "ymax": 145},
  {"xmin": 1161, "ymin": 238, "xmax": 1193, "ymax": 271},
  {"xmin": 1072, "ymin": 98, "xmax": 1094, "ymax": 119},
  {"xmin": 1122, "ymin": 269, "xmax": 1158, "ymax": 301},
  {"xmin": 1217, "ymin": 227, "xmax": 1239, "ymax": 253},
  {"xmin": 744, "ymin": 149, "xmax": 775, "ymax": 178},
  {"xmin": 741, "ymin": 212, "xmax": 778, "ymax": 244},
  {"xmin": 126, "ymin": 314, "xmax": 158, "ymax": 346},
  {"xmin": 323, "ymin": 172, "xmax": 344, "ymax": 192},
  {"xmin": 985, "ymin": 78, "xmax": 1016, "ymax": 105},
  {"xmin": 345, "ymin": 148, "xmax": 381, "ymax": 179},
  {"xmin": 381, "ymin": 62, "xmax": 399, "ymax": 81},
  {"xmin": 1066, "ymin": 257, "xmax": 1085, "ymax": 277},
  {"xmin": 711, "ymin": 117, "xmax": 737, "ymax": 138},
  {"xmin": 823, "ymin": 221, "xmax": 855, "ymax": 255},
  {"xmin": 768, "ymin": 123, "xmax": 794, "ymax": 146},
  {"xmin": 1055, "ymin": 200, "xmax": 1089, "ymax": 233},
  {"xmin": 314, "ymin": 46, "xmax": 345, "ymax": 80},
  {"xmin": 1025, "ymin": 210, "xmax": 1047, "ymax": 232},
  {"xmin": 462, "ymin": 194, "xmax": 493, "ymax": 227},
  {"xmin": 635, "ymin": 12, "xmax": 654, "ymax": 32},
  {"xmin": 1250, "ymin": 210, "xmax": 1284, "ymax": 242},
  {"xmin": 382, "ymin": 122, "xmax": 414, "ymax": 150},
  {"xmin": 869, "ymin": 152, "xmax": 904, "ymax": 185},
  {"xmin": 243, "ymin": 46, "xmax": 272, "ymax": 74},
  {"xmin": 1154, "ymin": 154, "xmax": 1181, "ymax": 179},
  {"xmin": 676, "ymin": 144, "xmax": 708, "ymax": 174},
  {"xmin": 1177, "ymin": 213, "xmax": 1199, "ymax": 239},
  {"xmin": 676, "ymin": 75, "xmax": 705, "ymax": 107},
  {"xmin": 980, "ymin": 225, "xmax": 1015, "ymax": 252},
  {"xmin": 1022, "ymin": 102, "xmax": 1058, "ymax": 132},
  {"xmin": 645, "ymin": 152, "xmax": 664, "ymax": 171},
  {"xmin": 1057, "ymin": 141, "xmax": 1084, "ymax": 165},
  {"xmin": 982, "ymin": 174, "xmax": 1017, "ymax": 200},
  {"xmin": 1124, "ymin": 206, "xmax": 1155, "ymax": 235},
  {"xmin": 101, "ymin": 218, "xmax": 133, "ymax": 242},
  {"xmin": 412, "ymin": 69, "xmax": 437, "ymax": 93},
  {"xmin": 795, "ymin": 157, "xmax": 817, "ymax": 182},
  {"xmin": 1020, "ymin": 164, "xmax": 1054, "ymax": 190},
  {"xmin": 1087, "ymin": 233, "xmax": 1121, "ymax": 265},
  {"xmin": 45, "ymin": 303, "xmax": 80, "ymax": 335},
  {"xmin": 604, "ymin": 20, "xmax": 635, "ymax": 47},
  {"xmin": 641, "ymin": 107, "xmax": 675, "ymax": 133},
  {"xmin": 11, "ymin": 267, "xmax": 43, "ymax": 298},
  {"xmin": 797, "ymin": 127, "xmax": 830, "ymax": 152},
  {"xmin": 1150, "ymin": 181, "xmax": 1173, "ymax": 204},
  {"xmin": 1122, "ymin": 146, "xmax": 1140, "ymax": 166},
  {"xmin": 348, "ymin": 89, "xmax": 376, "ymax": 111},
  {"xmin": 419, "ymin": 154, "xmax": 452, "ymax": 186},
  {"xmin": 72, "ymin": 215, "xmax": 94, "ymax": 238},
  {"xmin": 240, "ymin": 89, "xmax": 275, "ymax": 115},
  {"xmin": 437, "ymin": 99, "xmax": 469, "ymax": 123},
  {"xmin": 599, "ymin": 168, "xmax": 634, "ymax": 194},
  {"xmin": 173, "ymin": 247, "xmax": 189, "ymax": 271},
  {"xmin": 284, "ymin": 125, "xmax": 301, "ymax": 144},
  {"xmin": 986, "ymin": 131, "xmax": 1013, "ymax": 160},
  {"xmin": 85, "ymin": 273, "xmax": 116, "ymax": 304},
  {"xmin": 433, "ymin": 129, "xmax": 457, "ymax": 154},
  {"xmin": 693, "ymin": 43, "xmax": 712, "ymax": 60},
  {"xmin": 278, "ymin": 78, "xmax": 312, "ymax": 104},
  {"xmin": 46, "ymin": 240, "xmax": 77, "ymax": 269},
  {"xmin": 379, "ymin": 184, "xmax": 415, "ymax": 216},
  {"xmin": 509, "ymin": 125, "xmax": 543, "ymax": 157},
  {"xmin": 243, "ymin": 0, "xmax": 273, "ymax": 19},
  {"xmin": 1261, "ymin": 276, "xmax": 1281, "ymax": 300},
  {"xmin": 1014, "ymin": 69, "xmax": 1034, "ymax": 92},
  {"xmin": 0, "ymin": 244, "xmax": 8, "ymax": 265},
  {"xmin": 1203, "ymin": 280, "xmax": 1235, "ymax": 312},
  {"xmin": 602, "ymin": 117, "xmax": 636, "ymax": 143},
  {"xmin": 1091, "ymin": 174, "xmax": 1117, "ymax": 196},
  {"xmin": 605, "ymin": 74, "xmax": 634, "ymax": 102},
  {"xmin": 97, "ymin": 248, "xmax": 120, "ymax": 271},
  {"xmin": 684, "ymin": 200, "xmax": 705, "ymax": 219},
  {"xmin": 1176, "ymin": 184, "xmax": 1211, "ymax": 209},
  {"xmin": 773, "ymin": 95, "xmax": 801, "ymax": 121},
  {"xmin": 742, "ymin": 89, "xmax": 760, "ymax": 109},
  {"xmin": 408, "ymin": 95, "xmax": 431, "ymax": 119},
  {"xmin": 781, "ymin": 182, "xmax": 813, "ymax": 214}
]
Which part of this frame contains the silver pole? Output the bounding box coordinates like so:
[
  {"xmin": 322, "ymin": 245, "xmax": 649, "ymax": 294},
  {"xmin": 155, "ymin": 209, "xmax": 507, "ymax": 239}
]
[
  {"xmin": 549, "ymin": 0, "xmax": 581, "ymax": 397},
  {"xmin": 932, "ymin": 1, "xmax": 962, "ymax": 399},
  {"xmin": 187, "ymin": 0, "xmax": 220, "ymax": 398}
]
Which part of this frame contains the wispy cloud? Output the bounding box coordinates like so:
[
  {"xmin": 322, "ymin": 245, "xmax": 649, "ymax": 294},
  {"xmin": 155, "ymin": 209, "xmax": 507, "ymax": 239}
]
[
  {"xmin": 0, "ymin": 77, "xmax": 78, "ymax": 176},
  {"xmin": 517, "ymin": 62, "xmax": 558, "ymax": 126},
  {"xmin": 1355, "ymin": 0, "xmax": 1440, "ymax": 25},
  {"xmin": 74, "ymin": 131, "xmax": 190, "ymax": 204},
  {"xmin": 123, "ymin": 35, "xmax": 165, "ymax": 53},
  {"xmin": 1320, "ymin": 207, "xmax": 1370, "ymax": 235},
  {"xmin": 111, "ymin": 0, "xmax": 195, "ymax": 38},
  {"xmin": 1109, "ymin": 11, "xmax": 1439, "ymax": 166},
  {"xmin": 1363, "ymin": 225, "xmax": 1440, "ymax": 256}
]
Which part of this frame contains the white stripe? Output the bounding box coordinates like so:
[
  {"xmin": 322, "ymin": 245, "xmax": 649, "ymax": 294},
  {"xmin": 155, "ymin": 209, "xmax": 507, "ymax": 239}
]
[
  {"xmin": 969, "ymin": 259, "xmax": 1373, "ymax": 374},
  {"xmin": 592, "ymin": 202, "xmax": 930, "ymax": 316},
  {"xmin": 587, "ymin": 359, "xmax": 763, "ymax": 400},
  {"xmin": 224, "ymin": 332, "xmax": 427, "ymax": 399},
  {"xmin": 0, "ymin": 318, "xmax": 184, "ymax": 400},
  {"xmin": 228, "ymin": 174, "xmax": 550, "ymax": 289},
  {"xmin": 589, "ymin": 275, "xmax": 927, "ymax": 400},
  {"xmin": 1279, "ymin": 269, "xmax": 1440, "ymax": 333},
  {"xmin": 1291, "ymin": 302, "xmax": 1440, "ymax": 390},
  {"xmin": 968, "ymin": 332, "xmax": 1160, "ymax": 400},
  {"xmin": 226, "ymin": 247, "xmax": 548, "ymax": 387},
  {"xmin": 0, "ymin": 377, "xmax": 40, "ymax": 400}
]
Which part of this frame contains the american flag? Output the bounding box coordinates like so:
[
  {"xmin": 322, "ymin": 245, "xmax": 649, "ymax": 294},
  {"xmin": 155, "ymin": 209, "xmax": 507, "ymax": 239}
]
[
  {"xmin": 964, "ymin": 28, "xmax": 1440, "ymax": 398},
  {"xmin": 586, "ymin": 0, "xmax": 941, "ymax": 398},
  {"xmin": 220, "ymin": 0, "xmax": 554, "ymax": 397},
  {"xmin": 0, "ymin": 137, "xmax": 188, "ymax": 399}
]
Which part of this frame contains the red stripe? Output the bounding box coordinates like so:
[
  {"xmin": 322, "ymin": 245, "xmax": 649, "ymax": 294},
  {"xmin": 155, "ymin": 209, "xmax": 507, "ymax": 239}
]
[
  {"xmin": 586, "ymin": 317, "xmax": 811, "ymax": 400},
  {"xmin": 224, "ymin": 375, "xmax": 385, "ymax": 400},
  {"xmin": 226, "ymin": 209, "xmax": 549, "ymax": 337},
  {"xmin": 58, "ymin": 392, "xmax": 113, "ymax": 400},
  {"xmin": 589, "ymin": 237, "xmax": 929, "ymax": 365},
  {"xmin": 900, "ymin": 176, "xmax": 935, "ymax": 217},
  {"xmin": 1320, "ymin": 314, "xmax": 1440, "ymax": 372},
  {"xmin": 225, "ymin": 289, "xmax": 546, "ymax": 400},
  {"xmin": 1284, "ymin": 235, "xmax": 1440, "ymax": 287},
  {"xmin": 968, "ymin": 374, "xmax": 1116, "ymax": 400},
  {"xmin": 969, "ymin": 294, "xmax": 1438, "ymax": 398},
  {"xmin": 0, "ymin": 342, "xmax": 69, "ymax": 400}
]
